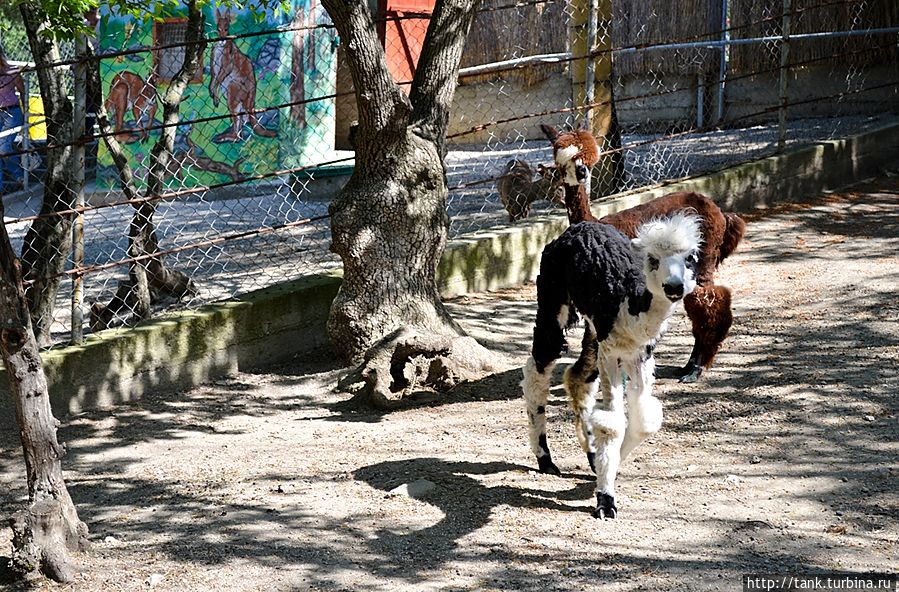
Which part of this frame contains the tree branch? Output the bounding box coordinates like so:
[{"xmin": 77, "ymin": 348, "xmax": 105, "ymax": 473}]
[
  {"xmin": 88, "ymin": 45, "xmax": 141, "ymax": 203},
  {"xmin": 409, "ymin": 0, "xmax": 481, "ymax": 148},
  {"xmin": 321, "ymin": 0, "xmax": 411, "ymax": 150},
  {"xmin": 146, "ymin": 0, "xmax": 206, "ymax": 198}
]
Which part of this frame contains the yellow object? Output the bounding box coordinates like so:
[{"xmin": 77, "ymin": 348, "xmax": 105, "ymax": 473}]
[{"xmin": 28, "ymin": 95, "xmax": 47, "ymax": 141}]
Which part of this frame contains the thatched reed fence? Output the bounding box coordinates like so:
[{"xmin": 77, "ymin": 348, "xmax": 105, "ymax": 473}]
[
  {"xmin": 460, "ymin": 0, "xmax": 569, "ymax": 86},
  {"xmin": 611, "ymin": 0, "xmax": 722, "ymax": 76},
  {"xmin": 459, "ymin": 0, "xmax": 898, "ymax": 79},
  {"xmin": 729, "ymin": 0, "xmax": 899, "ymax": 74}
]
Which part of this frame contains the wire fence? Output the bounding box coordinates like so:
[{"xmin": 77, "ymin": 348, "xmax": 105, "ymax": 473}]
[{"xmin": 0, "ymin": 0, "xmax": 896, "ymax": 347}]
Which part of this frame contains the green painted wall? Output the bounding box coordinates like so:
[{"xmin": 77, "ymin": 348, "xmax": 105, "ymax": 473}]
[{"xmin": 96, "ymin": 2, "xmax": 337, "ymax": 189}]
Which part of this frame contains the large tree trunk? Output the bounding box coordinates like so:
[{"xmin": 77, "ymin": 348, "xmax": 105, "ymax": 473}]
[
  {"xmin": 18, "ymin": 1, "xmax": 77, "ymax": 347},
  {"xmin": 323, "ymin": 0, "xmax": 497, "ymax": 407},
  {"xmin": 89, "ymin": 2, "xmax": 202, "ymax": 332},
  {"xmin": 0, "ymin": 204, "xmax": 89, "ymax": 583}
]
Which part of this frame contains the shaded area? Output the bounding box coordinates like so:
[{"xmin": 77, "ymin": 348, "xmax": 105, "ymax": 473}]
[{"xmin": 0, "ymin": 175, "xmax": 896, "ymax": 590}]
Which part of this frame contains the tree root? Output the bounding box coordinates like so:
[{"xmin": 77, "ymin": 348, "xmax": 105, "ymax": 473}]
[
  {"xmin": 338, "ymin": 328, "xmax": 502, "ymax": 409},
  {"xmin": 89, "ymin": 267, "xmax": 196, "ymax": 333},
  {"xmin": 9, "ymin": 499, "xmax": 89, "ymax": 583}
]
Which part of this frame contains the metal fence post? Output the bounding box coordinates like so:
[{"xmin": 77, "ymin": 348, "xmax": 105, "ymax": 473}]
[
  {"xmin": 22, "ymin": 75, "xmax": 31, "ymax": 191},
  {"xmin": 716, "ymin": 0, "xmax": 729, "ymax": 123},
  {"xmin": 697, "ymin": 73, "xmax": 705, "ymax": 129},
  {"xmin": 71, "ymin": 33, "xmax": 87, "ymax": 344},
  {"xmin": 583, "ymin": 0, "xmax": 599, "ymax": 129},
  {"xmin": 778, "ymin": 0, "xmax": 792, "ymax": 152}
]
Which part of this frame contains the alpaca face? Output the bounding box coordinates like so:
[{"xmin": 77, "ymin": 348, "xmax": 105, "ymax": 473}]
[
  {"xmin": 540, "ymin": 125, "xmax": 600, "ymax": 187},
  {"xmin": 632, "ymin": 214, "xmax": 703, "ymax": 303},
  {"xmin": 643, "ymin": 249, "xmax": 698, "ymax": 302},
  {"xmin": 555, "ymin": 145, "xmax": 590, "ymax": 186}
]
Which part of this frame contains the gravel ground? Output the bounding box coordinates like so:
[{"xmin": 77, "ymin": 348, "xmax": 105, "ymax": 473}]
[{"xmin": 0, "ymin": 172, "xmax": 897, "ymax": 592}]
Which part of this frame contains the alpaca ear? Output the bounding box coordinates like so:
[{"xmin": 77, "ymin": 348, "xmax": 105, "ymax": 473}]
[{"xmin": 540, "ymin": 124, "xmax": 560, "ymax": 142}]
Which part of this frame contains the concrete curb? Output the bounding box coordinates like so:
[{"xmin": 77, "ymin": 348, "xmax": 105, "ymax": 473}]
[
  {"xmin": 0, "ymin": 273, "xmax": 341, "ymax": 428},
  {"xmin": 437, "ymin": 120, "xmax": 899, "ymax": 294},
  {"xmin": 1, "ymin": 121, "xmax": 896, "ymax": 428}
]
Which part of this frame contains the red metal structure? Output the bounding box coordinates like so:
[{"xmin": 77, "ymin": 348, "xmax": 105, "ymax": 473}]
[{"xmin": 378, "ymin": 0, "xmax": 434, "ymax": 90}]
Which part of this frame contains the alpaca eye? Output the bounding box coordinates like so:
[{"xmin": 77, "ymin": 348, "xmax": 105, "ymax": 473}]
[{"xmin": 647, "ymin": 256, "xmax": 659, "ymax": 271}]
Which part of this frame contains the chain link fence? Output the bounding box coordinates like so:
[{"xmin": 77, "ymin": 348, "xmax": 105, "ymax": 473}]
[{"xmin": 1, "ymin": 0, "xmax": 896, "ymax": 347}]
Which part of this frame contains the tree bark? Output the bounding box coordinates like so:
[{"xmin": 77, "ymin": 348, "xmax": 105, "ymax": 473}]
[
  {"xmin": 89, "ymin": 2, "xmax": 202, "ymax": 332},
  {"xmin": 0, "ymin": 204, "xmax": 89, "ymax": 583},
  {"xmin": 17, "ymin": 1, "xmax": 77, "ymax": 347},
  {"xmin": 591, "ymin": 75, "xmax": 625, "ymax": 198},
  {"xmin": 322, "ymin": 0, "xmax": 497, "ymax": 405}
]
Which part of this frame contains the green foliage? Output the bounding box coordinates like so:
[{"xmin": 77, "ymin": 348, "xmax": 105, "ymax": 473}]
[
  {"xmin": 0, "ymin": 3, "xmax": 29, "ymax": 56},
  {"xmin": 9, "ymin": 0, "xmax": 292, "ymax": 42}
]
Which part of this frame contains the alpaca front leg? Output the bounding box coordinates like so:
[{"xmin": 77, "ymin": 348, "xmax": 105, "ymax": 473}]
[
  {"xmin": 681, "ymin": 285, "xmax": 733, "ymax": 383},
  {"xmin": 590, "ymin": 355, "xmax": 626, "ymax": 519},
  {"xmin": 564, "ymin": 323, "xmax": 600, "ymax": 472},
  {"xmin": 621, "ymin": 355, "xmax": 663, "ymax": 461},
  {"xmin": 521, "ymin": 357, "xmax": 560, "ymax": 475},
  {"xmin": 566, "ymin": 375, "xmax": 598, "ymax": 473}
]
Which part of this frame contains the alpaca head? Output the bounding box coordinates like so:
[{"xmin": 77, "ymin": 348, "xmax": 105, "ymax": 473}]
[
  {"xmin": 632, "ymin": 213, "xmax": 703, "ymax": 303},
  {"xmin": 540, "ymin": 124, "xmax": 600, "ymax": 187}
]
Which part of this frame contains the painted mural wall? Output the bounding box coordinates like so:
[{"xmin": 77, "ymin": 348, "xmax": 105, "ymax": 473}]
[{"xmin": 97, "ymin": 1, "xmax": 337, "ymax": 190}]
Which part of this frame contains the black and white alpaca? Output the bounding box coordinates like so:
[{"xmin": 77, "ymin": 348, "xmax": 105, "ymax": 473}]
[
  {"xmin": 521, "ymin": 214, "xmax": 703, "ymax": 518},
  {"xmin": 540, "ymin": 123, "xmax": 745, "ymax": 383}
]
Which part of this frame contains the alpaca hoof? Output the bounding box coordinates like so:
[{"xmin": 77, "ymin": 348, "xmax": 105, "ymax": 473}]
[
  {"xmin": 678, "ymin": 361, "xmax": 703, "ymax": 383},
  {"xmin": 587, "ymin": 452, "xmax": 596, "ymax": 474},
  {"xmin": 678, "ymin": 368, "xmax": 703, "ymax": 384},
  {"xmin": 592, "ymin": 493, "xmax": 617, "ymax": 519},
  {"xmin": 537, "ymin": 456, "xmax": 561, "ymax": 476}
]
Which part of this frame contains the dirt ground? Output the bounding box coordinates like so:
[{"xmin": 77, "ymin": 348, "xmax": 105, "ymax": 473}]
[{"xmin": 1, "ymin": 174, "xmax": 897, "ymax": 591}]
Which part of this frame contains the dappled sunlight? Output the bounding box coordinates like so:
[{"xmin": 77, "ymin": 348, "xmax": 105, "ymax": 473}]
[{"xmin": 1, "ymin": 178, "xmax": 896, "ymax": 589}]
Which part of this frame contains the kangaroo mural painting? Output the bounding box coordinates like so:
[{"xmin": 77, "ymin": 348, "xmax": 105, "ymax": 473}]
[
  {"xmin": 105, "ymin": 70, "xmax": 158, "ymax": 143},
  {"xmin": 209, "ymin": 8, "xmax": 278, "ymax": 142},
  {"xmin": 96, "ymin": 2, "xmax": 337, "ymax": 190}
]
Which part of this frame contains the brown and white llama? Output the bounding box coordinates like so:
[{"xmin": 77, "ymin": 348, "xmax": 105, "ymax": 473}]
[{"xmin": 540, "ymin": 124, "xmax": 746, "ymax": 382}]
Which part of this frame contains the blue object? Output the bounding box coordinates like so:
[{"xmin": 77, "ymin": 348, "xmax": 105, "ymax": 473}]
[{"xmin": 0, "ymin": 104, "xmax": 24, "ymax": 193}]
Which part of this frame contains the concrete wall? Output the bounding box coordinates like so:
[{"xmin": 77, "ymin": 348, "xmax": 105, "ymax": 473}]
[
  {"xmin": 339, "ymin": 63, "xmax": 898, "ymax": 146},
  {"xmin": 0, "ymin": 274, "xmax": 341, "ymax": 430},
  {"xmin": 616, "ymin": 64, "xmax": 899, "ymax": 133},
  {"xmin": 336, "ymin": 69, "xmax": 574, "ymax": 148},
  {"xmin": 1, "ymin": 120, "xmax": 896, "ymax": 433}
]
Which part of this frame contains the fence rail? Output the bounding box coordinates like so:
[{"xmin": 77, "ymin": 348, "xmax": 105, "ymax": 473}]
[{"xmin": 0, "ymin": 0, "xmax": 896, "ymax": 347}]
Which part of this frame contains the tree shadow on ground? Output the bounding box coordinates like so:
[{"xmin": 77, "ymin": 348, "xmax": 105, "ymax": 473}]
[{"xmin": 1, "ymin": 179, "xmax": 896, "ymax": 589}]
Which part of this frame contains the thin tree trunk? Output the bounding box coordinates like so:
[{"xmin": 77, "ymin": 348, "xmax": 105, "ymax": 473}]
[
  {"xmin": 90, "ymin": 1, "xmax": 203, "ymax": 331},
  {"xmin": 322, "ymin": 0, "xmax": 497, "ymax": 407},
  {"xmin": 17, "ymin": 1, "xmax": 77, "ymax": 347},
  {"xmin": 604, "ymin": 74, "xmax": 626, "ymax": 195},
  {"xmin": 0, "ymin": 204, "xmax": 88, "ymax": 584}
]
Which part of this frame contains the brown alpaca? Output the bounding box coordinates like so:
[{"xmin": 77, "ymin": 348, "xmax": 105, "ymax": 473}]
[
  {"xmin": 540, "ymin": 124, "xmax": 746, "ymax": 382},
  {"xmin": 538, "ymin": 125, "xmax": 600, "ymax": 225},
  {"xmin": 496, "ymin": 159, "xmax": 564, "ymax": 221}
]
